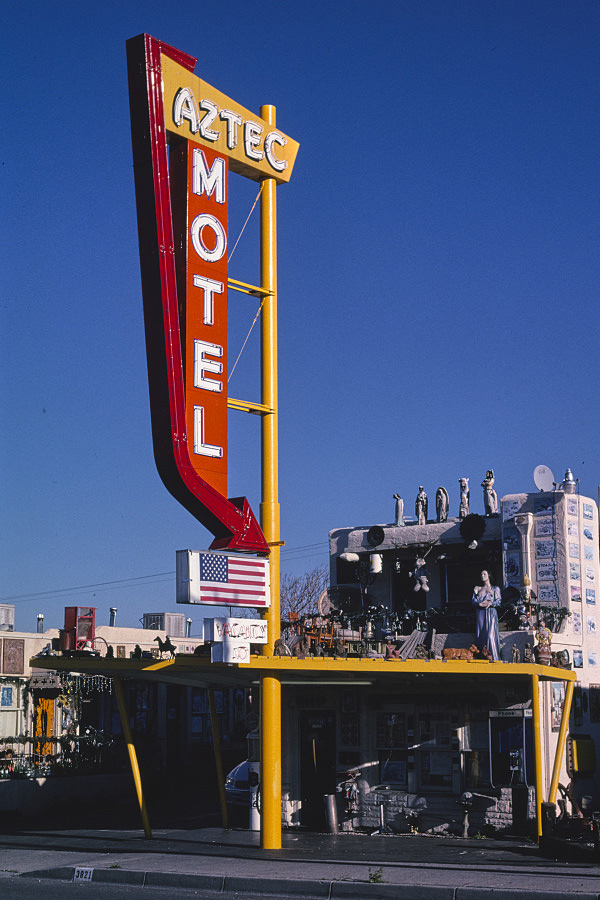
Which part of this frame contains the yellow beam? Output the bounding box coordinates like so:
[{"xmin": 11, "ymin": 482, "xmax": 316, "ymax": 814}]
[
  {"xmin": 31, "ymin": 654, "xmax": 577, "ymax": 684},
  {"xmin": 208, "ymin": 688, "xmax": 229, "ymax": 829},
  {"xmin": 228, "ymin": 277, "xmax": 273, "ymax": 298},
  {"xmin": 241, "ymin": 656, "xmax": 578, "ymax": 679},
  {"xmin": 113, "ymin": 676, "xmax": 152, "ymax": 840},
  {"xmin": 548, "ymin": 679, "xmax": 575, "ymax": 805},
  {"xmin": 228, "ymin": 397, "xmax": 274, "ymax": 415},
  {"xmin": 259, "ymin": 102, "xmax": 282, "ymax": 851},
  {"xmin": 531, "ymin": 674, "xmax": 543, "ymax": 841}
]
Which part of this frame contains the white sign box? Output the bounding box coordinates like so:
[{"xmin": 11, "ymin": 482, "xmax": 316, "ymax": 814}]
[
  {"xmin": 211, "ymin": 642, "xmax": 252, "ymax": 664},
  {"xmin": 203, "ymin": 617, "xmax": 268, "ymax": 644}
]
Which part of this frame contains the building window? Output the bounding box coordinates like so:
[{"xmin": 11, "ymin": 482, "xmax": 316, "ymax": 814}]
[
  {"xmin": 340, "ymin": 714, "xmax": 360, "ymax": 747},
  {"xmin": 417, "ymin": 713, "xmax": 453, "ymax": 789},
  {"xmin": 376, "ymin": 712, "xmax": 407, "ymax": 786}
]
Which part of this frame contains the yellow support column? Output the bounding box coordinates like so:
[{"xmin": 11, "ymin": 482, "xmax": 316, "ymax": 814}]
[
  {"xmin": 259, "ymin": 103, "xmax": 282, "ymax": 851},
  {"xmin": 531, "ymin": 674, "xmax": 543, "ymax": 841},
  {"xmin": 208, "ymin": 688, "xmax": 229, "ymax": 829},
  {"xmin": 548, "ymin": 679, "xmax": 575, "ymax": 805},
  {"xmin": 113, "ymin": 677, "xmax": 152, "ymax": 840}
]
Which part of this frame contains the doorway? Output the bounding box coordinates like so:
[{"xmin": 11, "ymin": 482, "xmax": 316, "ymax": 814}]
[{"xmin": 299, "ymin": 710, "xmax": 336, "ymax": 830}]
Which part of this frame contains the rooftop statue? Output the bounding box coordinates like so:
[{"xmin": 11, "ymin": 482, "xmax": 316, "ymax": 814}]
[
  {"xmin": 459, "ymin": 477, "xmax": 470, "ymax": 519},
  {"xmin": 481, "ymin": 469, "xmax": 498, "ymax": 516},
  {"xmin": 436, "ymin": 486, "xmax": 449, "ymax": 522},
  {"xmin": 415, "ymin": 486, "xmax": 428, "ymax": 524},
  {"xmin": 393, "ymin": 493, "xmax": 405, "ymax": 526}
]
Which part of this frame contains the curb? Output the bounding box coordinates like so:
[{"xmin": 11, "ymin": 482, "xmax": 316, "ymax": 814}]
[{"xmin": 19, "ymin": 867, "xmax": 600, "ymax": 900}]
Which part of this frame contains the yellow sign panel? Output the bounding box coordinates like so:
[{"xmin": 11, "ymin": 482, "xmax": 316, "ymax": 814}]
[{"xmin": 161, "ymin": 55, "xmax": 299, "ymax": 184}]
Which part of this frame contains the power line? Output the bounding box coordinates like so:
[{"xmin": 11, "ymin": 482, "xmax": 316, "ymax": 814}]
[
  {"xmin": 0, "ymin": 572, "xmax": 175, "ymax": 604},
  {"xmin": 1, "ymin": 542, "xmax": 331, "ymax": 606}
]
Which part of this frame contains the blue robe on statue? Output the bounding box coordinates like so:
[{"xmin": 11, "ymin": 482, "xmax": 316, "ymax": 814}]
[{"xmin": 472, "ymin": 586, "xmax": 501, "ymax": 661}]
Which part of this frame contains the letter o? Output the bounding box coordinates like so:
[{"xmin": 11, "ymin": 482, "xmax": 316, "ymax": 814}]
[{"xmin": 190, "ymin": 214, "xmax": 227, "ymax": 262}]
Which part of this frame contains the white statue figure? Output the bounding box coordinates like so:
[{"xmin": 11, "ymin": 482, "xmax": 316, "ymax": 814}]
[
  {"xmin": 415, "ymin": 487, "xmax": 428, "ymax": 525},
  {"xmin": 393, "ymin": 493, "xmax": 405, "ymax": 526},
  {"xmin": 436, "ymin": 486, "xmax": 449, "ymax": 522},
  {"xmin": 472, "ymin": 569, "xmax": 501, "ymax": 661},
  {"xmin": 459, "ymin": 478, "xmax": 470, "ymax": 519},
  {"xmin": 481, "ymin": 469, "xmax": 498, "ymax": 516}
]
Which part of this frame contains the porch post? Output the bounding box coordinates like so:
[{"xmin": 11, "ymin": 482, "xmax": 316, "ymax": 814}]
[
  {"xmin": 208, "ymin": 688, "xmax": 229, "ymax": 828},
  {"xmin": 548, "ymin": 679, "xmax": 575, "ymax": 804},
  {"xmin": 113, "ymin": 676, "xmax": 152, "ymax": 839},
  {"xmin": 531, "ymin": 674, "xmax": 543, "ymax": 840}
]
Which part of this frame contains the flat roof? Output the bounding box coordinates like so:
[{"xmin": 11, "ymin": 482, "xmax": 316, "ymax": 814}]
[{"xmin": 30, "ymin": 654, "xmax": 576, "ymax": 690}]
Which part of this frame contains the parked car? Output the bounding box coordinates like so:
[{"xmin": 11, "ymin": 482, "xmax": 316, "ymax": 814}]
[{"xmin": 225, "ymin": 760, "xmax": 250, "ymax": 821}]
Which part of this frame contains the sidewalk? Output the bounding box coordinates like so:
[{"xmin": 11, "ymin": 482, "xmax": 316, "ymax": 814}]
[{"xmin": 0, "ymin": 825, "xmax": 599, "ymax": 898}]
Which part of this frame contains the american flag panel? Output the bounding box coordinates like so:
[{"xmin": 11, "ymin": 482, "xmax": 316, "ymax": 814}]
[
  {"xmin": 195, "ymin": 552, "xmax": 270, "ymax": 607},
  {"xmin": 176, "ymin": 549, "xmax": 270, "ymax": 608}
]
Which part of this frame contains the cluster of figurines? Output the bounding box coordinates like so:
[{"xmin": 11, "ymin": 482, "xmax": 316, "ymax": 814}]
[{"xmin": 393, "ymin": 470, "xmax": 498, "ymax": 526}]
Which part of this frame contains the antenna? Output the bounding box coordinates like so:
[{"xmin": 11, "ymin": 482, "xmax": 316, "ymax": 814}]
[{"xmin": 533, "ymin": 465, "xmax": 555, "ymax": 492}]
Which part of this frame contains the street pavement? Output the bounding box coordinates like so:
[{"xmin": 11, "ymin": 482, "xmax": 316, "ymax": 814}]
[{"xmin": 0, "ymin": 824, "xmax": 599, "ymax": 899}]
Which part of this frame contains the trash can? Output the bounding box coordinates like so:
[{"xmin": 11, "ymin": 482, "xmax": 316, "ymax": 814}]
[{"xmin": 324, "ymin": 794, "xmax": 339, "ymax": 834}]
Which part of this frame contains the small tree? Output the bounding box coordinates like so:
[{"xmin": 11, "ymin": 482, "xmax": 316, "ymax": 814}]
[{"xmin": 280, "ymin": 565, "xmax": 329, "ymax": 621}]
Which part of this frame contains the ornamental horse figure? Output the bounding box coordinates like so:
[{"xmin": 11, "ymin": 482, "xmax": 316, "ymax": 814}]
[{"xmin": 154, "ymin": 635, "xmax": 177, "ymax": 658}]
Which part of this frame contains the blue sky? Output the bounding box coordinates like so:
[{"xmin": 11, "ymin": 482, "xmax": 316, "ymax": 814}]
[{"xmin": 2, "ymin": 1, "xmax": 599, "ymax": 633}]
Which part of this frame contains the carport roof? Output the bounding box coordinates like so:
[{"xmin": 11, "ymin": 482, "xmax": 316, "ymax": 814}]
[{"xmin": 30, "ymin": 653, "xmax": 576, "ymax": 690}]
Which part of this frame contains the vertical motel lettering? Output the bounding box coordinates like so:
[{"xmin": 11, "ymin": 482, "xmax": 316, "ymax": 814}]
[{"xmin": 182, "ymin": 145, "xmax": 229, "ymax": 497}]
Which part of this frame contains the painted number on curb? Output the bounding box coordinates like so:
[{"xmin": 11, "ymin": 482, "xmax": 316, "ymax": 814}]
[{"xmin": 74, "ymin": 867, "xmax": 94, "ymax": 882}]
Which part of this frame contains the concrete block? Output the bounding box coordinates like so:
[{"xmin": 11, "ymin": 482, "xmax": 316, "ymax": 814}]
[
  {"xmin": 331, "ymin": 882, "xmax": 454, "ymax": 900},
  {"xmin": 225, "ymin": 874, "xmax": 330, "ymax": 897},
  {"xmin": 90, "ymin": 869, "xmax": 145, "ymax": 885},
  {"xmin": 457, "ymin": 889, "xmax": 598, "ymax": 900},
  {"xmin": 21, "ymin": 867, "xmax": 76, "ymax": 881},
  {"xmin": 146, "ymin": 872, "xmax": 225, "ymax": 892}
]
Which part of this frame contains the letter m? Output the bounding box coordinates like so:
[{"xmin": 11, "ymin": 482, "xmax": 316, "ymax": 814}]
[{"xmin": 192, "ymin": 148, "xmax": 226, "ymax": 204}]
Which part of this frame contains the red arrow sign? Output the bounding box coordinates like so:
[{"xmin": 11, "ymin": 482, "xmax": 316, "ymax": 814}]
[{"xmin": 127, "ymin": 34, "xmax": 268, "ymax": 555}]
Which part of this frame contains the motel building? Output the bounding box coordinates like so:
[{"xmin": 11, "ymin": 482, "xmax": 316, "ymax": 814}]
[{"xmin": 31, "ymin": 473, "xmax": 599, "ymax": 842}]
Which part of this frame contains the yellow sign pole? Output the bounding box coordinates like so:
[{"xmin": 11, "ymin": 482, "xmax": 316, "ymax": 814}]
[
  {"xmin": 259, "ymin": 103, "xmax": 282, "ymax": 851},
  {"xmin": 531, "ymin": 674, "xmax": 543, "ymax": 840}
]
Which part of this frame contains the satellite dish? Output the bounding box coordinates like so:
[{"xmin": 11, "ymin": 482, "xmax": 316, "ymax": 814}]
[
  {"xmin": 318, "ymin": 589, "xmax": 334, "ymax": 617},
  {"xmin": 533, "ymin": 465, "xmax": 555, "ymax": 492}
]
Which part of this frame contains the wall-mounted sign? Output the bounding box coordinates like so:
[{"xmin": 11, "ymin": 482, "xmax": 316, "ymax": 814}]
[
  {"xmin": 204, "ymin": 617, "xmax": 268, "ymax": 642},
  {"xmin": 126, "ymin": 34, "xmax": 298, "ymax": 552},
  {"xmin": 176, "ymin": 549, "xmax": 270, "ymax": 608},
  {"xmin": 204, "ymin": 617, "xmax": 268, "ymax": 665}
]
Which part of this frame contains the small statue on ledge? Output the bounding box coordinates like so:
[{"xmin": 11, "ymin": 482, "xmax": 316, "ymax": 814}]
[
  {"xmin": 534, "ymin": 621, "xmax": 552, "ymax": 665},
  {"xmin": 459, "ymin": 478, "xmax": 470, "ymax": 518},
  {"xmin": 511, "ymin": 643, "xmax": 521, "ymax": 664},
  {"xmin": 481, "ymin": 469, "xmax": 499, "ymax": 516},
  {"xmin": 436, "ymin": 486, "xmax": 449, "ymax": 522},
  {"xmin": 385, "ymin": 641, "xmax": 401, "ymax": 659},
  {"xmin": 415, "ymin": 487, "xmax": 428, "ymax": 525},
  {"xmin": 472, "ymin": 570, "xmax": 501, "ymax": 661},
  {"xmin": 393, "ymin": 493, "xmax": 405, "ymax": 526}
]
